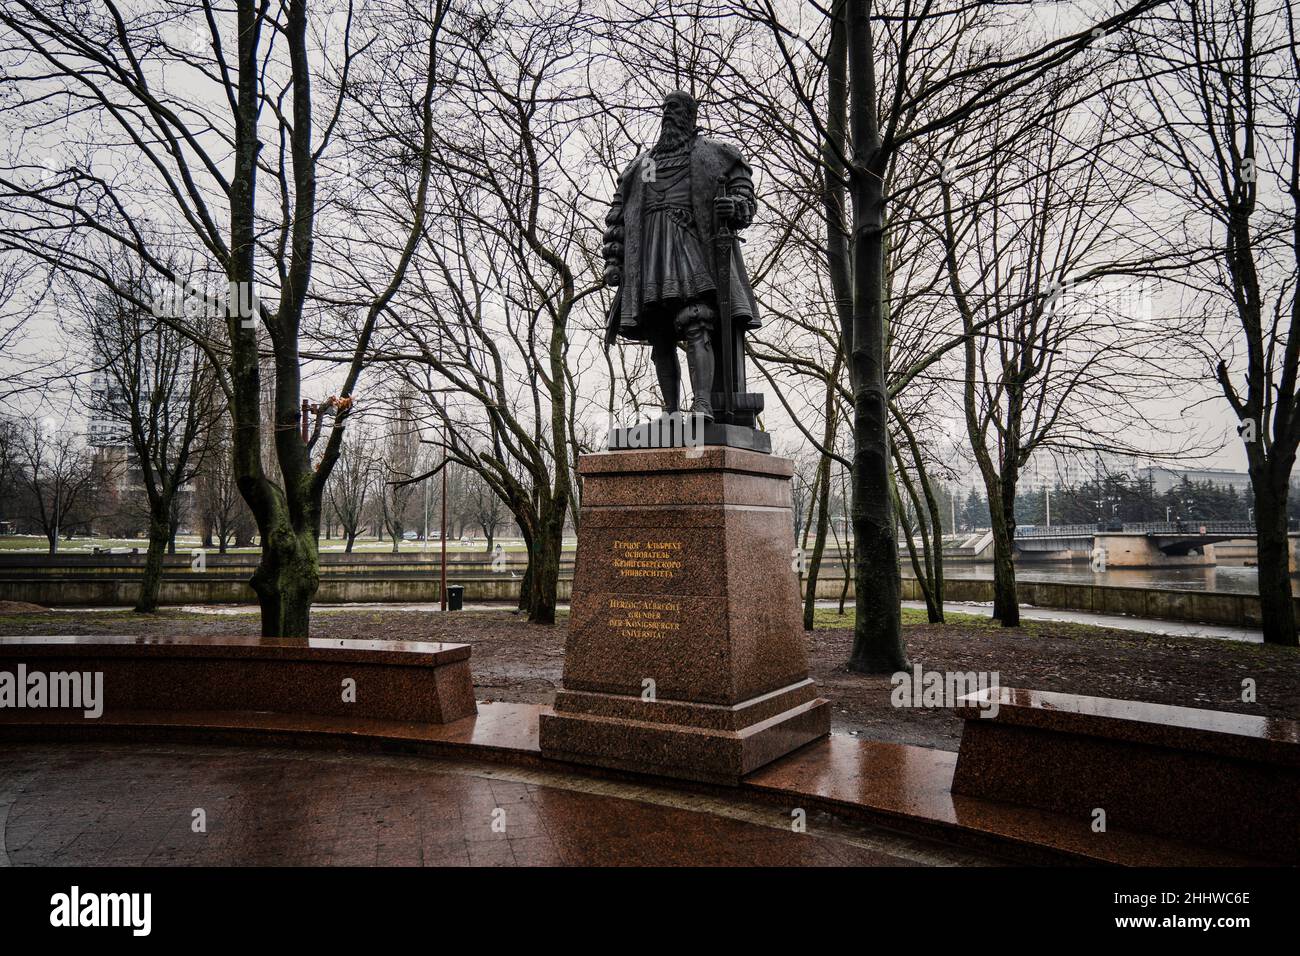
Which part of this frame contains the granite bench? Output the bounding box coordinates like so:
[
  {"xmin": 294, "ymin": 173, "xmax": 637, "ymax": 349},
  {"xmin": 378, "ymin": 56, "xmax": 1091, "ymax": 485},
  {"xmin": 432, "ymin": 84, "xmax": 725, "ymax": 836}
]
[
  {"xmin": 952, "ymin": 686, "xmax": 1300, "ymax": 862},
  {"xmin": 0, "ymin": 635, "xmax": 477, "ymax": 726}
]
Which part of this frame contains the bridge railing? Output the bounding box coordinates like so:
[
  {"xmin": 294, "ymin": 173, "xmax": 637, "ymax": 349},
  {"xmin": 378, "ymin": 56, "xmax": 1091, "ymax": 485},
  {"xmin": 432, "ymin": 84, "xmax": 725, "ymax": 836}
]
[
  {"xmin": 1012, "ymin": 524, "xmax": 1098, "ymax": 538},
  {"xmin": 1118, "ymin": 521, "xmax": 1257, "ymax": 535},
  {"xmin": 1013, "ymin": 520, "xmax": 1260, "ymax": 539}
]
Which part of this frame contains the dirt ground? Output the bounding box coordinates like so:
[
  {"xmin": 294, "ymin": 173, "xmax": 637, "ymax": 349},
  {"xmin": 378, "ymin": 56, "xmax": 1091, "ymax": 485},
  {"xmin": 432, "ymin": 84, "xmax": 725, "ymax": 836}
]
[{"xmin": 2, "ymin": 605, "xmax": 1297, "ymax": 751}]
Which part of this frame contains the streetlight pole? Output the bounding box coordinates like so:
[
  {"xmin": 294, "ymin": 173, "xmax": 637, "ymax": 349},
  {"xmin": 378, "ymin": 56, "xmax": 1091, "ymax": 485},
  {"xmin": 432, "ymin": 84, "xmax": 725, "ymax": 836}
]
[{"xmin": 52, "ymin": 473, "xmax": 60, "ymax": 556}]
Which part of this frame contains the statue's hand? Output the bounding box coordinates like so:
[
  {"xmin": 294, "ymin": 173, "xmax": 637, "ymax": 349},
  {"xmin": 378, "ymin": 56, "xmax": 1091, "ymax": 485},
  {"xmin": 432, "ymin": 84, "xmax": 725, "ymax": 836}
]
[
  {"xmin": 603, "ymin": 265, "xmax": 622, "ymax": 287},
  {"xmin": 714, "ymin": 196, "xmax": 737, "ymax": 222}
]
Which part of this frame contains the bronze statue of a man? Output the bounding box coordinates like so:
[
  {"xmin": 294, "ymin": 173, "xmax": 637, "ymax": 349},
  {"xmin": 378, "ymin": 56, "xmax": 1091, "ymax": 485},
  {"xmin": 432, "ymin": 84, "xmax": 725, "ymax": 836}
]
[{"xmin": 602, "ymin": 91, "xmax": 761, "ymax": 422}]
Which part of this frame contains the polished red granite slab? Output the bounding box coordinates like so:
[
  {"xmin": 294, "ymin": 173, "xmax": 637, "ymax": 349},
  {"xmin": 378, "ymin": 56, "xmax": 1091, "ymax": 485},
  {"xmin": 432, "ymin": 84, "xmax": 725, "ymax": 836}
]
[
  {"xmin": 577, "ymin": 445, "xmax": 794, "ymax": 480},
  {"xmin": 951, "ymin": 687, "xmax": 1300, "ymax": 862},
  {"xmin": 0, "ymin": 634, "xmax": 477, "ymax": 724},
  {"xmin": 1, "ymin": 701, "xmax": 1263, "ymax": 864},
  {"xmin": 955, "ymin": 685, "xmax": 1300, "ymax": 764},
  {"xmin": 0, "ymin": 700, "xmax": 542, "ymax": 760},
  {"xmin": 0, "ymin": 634, "xmax": 470, "ymax": 667}
]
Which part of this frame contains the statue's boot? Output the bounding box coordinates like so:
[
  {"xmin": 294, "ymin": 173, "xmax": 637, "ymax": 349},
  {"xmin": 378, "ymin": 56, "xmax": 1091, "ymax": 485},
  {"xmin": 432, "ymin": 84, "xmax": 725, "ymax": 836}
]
[
  {"xmin": 651, "ymin": 338, "xmax": 681, "ymax": 414},
  {"xmin": 684, "ymin": 327, "xmax": 715, "ymax": 421}
]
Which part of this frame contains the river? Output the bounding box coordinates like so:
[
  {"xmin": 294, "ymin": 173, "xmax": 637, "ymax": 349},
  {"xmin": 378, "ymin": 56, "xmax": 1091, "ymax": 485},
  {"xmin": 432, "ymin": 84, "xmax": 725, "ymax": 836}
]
[{"xmin": 924, "ymin": 562, "xmax": 1262, "ymax": 595}]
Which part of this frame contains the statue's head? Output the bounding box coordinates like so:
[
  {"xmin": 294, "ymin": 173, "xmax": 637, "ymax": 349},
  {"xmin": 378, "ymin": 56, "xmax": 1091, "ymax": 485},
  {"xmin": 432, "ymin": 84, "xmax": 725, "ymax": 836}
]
[
  {"xmin": 654, "ymin": 90, "xmax": 698, "ymax": 155},
  {"xmin": 662, "ymin": 91, "xmax": 698, "ymax": 131}
]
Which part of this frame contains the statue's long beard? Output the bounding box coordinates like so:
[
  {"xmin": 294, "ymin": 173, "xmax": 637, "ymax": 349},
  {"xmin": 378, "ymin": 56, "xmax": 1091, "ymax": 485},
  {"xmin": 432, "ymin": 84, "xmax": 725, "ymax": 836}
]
[{"xmin": 652, "ymin": 118, "xmax": 694, "ymax": 156}]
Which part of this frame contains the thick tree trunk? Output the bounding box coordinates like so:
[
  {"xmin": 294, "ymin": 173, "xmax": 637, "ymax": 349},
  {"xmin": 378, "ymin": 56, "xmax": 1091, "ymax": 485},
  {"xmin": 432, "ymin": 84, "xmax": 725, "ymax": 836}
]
[
  {"xmin": 837, "ymin": 511, "xmax": 851, "ymax": 615},
  {"xmin": 844, "ymin": 0, "xmax": 905, "ymax": 673},
  {"xmin": 134, "ymin": 512, "xmax": 170, "ymax": 614},
  {"xmin": 1253, "ymin": 469, "xmax": 1297, "ymax": 646},
  {"xmin": 528, "ymin": 505, "xmax": 564, "ymax": 625},
  {"xmin": 989, "ymin": 476, "xmax": 1019, "ymax": 626},
  {"xmin": 167, "ymin": 498, "xmax": 180, "ymax": 555},
  {"xmin": 249, "ymin": 525, "xmax": 319, "ymax": 638},
  {"xmin": 846, "ymin": 173, "xmax": 906, "ymax": 672},
  {"xmin": 922, "ymin": 473, "xmax": 945, "ymax": 621}
]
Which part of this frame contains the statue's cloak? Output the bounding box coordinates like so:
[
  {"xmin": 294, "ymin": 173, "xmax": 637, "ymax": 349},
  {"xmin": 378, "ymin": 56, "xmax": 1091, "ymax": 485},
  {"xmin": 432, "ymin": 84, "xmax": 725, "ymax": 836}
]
[{"xmin": 604, "ymin": 135, "xmax": 761, "ymax": 346}]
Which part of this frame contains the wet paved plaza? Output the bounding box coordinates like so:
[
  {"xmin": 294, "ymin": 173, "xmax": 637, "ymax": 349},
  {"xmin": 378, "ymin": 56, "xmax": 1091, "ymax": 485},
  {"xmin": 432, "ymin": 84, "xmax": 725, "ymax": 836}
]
[{"xmin": 0, "ymin": 743, "xmax": 995, "ymax": 866}]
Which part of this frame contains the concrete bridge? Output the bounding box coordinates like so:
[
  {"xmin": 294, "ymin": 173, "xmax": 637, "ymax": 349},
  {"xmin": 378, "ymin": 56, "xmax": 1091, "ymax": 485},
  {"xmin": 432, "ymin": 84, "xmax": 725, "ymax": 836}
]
[
  {"xmin": 924, "ymin": 521, "xmax": 1289, "ymax": 568},
  {"xmin": 1010, "ymin": 521, "xmax": 1259, "ymax": 566}
]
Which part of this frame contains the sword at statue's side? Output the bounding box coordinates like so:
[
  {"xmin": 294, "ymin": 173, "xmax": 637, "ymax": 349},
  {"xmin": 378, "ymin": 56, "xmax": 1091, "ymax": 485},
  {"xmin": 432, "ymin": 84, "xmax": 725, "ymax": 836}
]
[{"xmin": 714, "ymin": 175, "xmax": 736, "ymax": 424}]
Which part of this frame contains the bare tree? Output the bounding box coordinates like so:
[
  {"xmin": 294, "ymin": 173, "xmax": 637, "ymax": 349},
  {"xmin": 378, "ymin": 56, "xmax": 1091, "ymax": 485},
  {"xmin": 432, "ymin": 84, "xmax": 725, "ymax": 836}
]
[
  {"xmin": 377, "ymin": 392, "xmax": 424, "ymax": 552},
  {"xmin": 70, "ymin": 262, "xmax": 220, "ymax": 611},
  {"xmin": 195, "ymin": 416, "xmax": 252, "ymax": 554},
  {"xmin": 371, "ymin": 6, "xmax": 605, "ymax": 622},
  {"xmin": 0, "ymin": 0, "xmax": 451, "ymax": 635},
  {"xmin": 733, "ymin": 0, "xmax": 1165, "ymax": 669},
  {"xmin": 15, "ymin": 415, "xmax": 107, "ymax": 553},
  {"xmin": 467, "ymin": 468, "xmax": 505, "ymax": 552},
  {"xmin": 1131, "ymin": 0, "xmax": 1300, "ymax": 646},
  {"xmin": 0, "ymin": 416, "xmax": 20, "ymax": 521},
  {"xmin": 328, "ymin": 424, "xmax": 376, "ymax": 553},
  {"xmin": 936, "ymin": 71, "xmax": 1192, "ymax": 626}
]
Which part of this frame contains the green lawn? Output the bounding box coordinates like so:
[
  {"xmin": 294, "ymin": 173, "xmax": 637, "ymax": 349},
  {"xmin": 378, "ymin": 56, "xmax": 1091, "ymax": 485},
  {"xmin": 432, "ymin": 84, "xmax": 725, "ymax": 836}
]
[
  {"xmin": 813, "ymin": 607, "xmax": 996, "ymax": 630},
  {"xmin": 0, "ymin": 534, "xmax": 554, "ymax": 555}
]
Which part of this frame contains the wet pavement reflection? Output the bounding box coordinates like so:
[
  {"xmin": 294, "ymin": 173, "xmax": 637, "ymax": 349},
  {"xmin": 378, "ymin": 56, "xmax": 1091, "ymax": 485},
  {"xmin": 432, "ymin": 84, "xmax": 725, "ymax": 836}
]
[{"xmin": 0, "ymin": 743, "xmax": 955, "ymax": 867}]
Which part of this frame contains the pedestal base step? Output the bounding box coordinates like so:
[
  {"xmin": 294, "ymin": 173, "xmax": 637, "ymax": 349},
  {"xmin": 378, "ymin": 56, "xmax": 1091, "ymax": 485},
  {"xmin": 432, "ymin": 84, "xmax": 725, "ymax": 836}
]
[{"xmin": 540, "ymin": 690, "xmax": 830, "ymax": 785}]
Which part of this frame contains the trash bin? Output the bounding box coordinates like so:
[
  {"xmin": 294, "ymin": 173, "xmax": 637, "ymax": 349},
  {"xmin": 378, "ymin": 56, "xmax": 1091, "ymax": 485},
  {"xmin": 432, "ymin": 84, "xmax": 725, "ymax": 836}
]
[{"xmin": 446, "ymin": 585, "xmax": 464, "ymax": 611}]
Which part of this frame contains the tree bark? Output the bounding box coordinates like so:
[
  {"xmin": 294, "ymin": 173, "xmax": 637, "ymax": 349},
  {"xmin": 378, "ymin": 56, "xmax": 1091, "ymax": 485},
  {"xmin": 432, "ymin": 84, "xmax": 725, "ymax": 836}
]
[
  {"xmin": 135, "ymin": 513, "xmax": 170, "ymax": 614},
  {"xmin": 845, "ymin": 0, "xmax": 906, "ymax": 673},
  {"xmin": 989, "ymin": 475, "xmax": 1019, "ymax": 626},
  {"xmin": 528, "ymin": 503, "xmax": 564, "ymax": 625},
  {"xmin": 1252, "ymin": 464, "xmax": 1297, "ymax": 646},
  {"xmin": 248, "ymin": 502, "xmax": 321, "ymax": 638}
]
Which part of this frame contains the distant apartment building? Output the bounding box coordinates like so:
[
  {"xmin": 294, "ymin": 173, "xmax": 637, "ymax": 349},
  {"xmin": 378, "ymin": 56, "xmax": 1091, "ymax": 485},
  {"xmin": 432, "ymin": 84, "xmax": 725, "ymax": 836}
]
[
  {"xmin": 1018, "ymin": 452, "xmax": 1250, "ymax": 493},
  {"xmin": 1019, "ymin": 451, "xmax": 1146, "ymax": 490},
  {"xmin": 86, "ymin": 370, "xmax": 131, "ymax": 449},
  {"xmin": 85, "ymin": 367, "xmax": 196, "ymax": 531},
  {"xmin": 1137, "ymin": 465, "xmax": 1252, "ymax": 494}
]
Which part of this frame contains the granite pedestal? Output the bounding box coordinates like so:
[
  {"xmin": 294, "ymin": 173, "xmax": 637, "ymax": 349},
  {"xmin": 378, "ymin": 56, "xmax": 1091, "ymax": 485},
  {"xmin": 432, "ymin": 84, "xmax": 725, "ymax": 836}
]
[{"xmin": 539, "ymin": 446, "xmax": 830, "ymax": 784}]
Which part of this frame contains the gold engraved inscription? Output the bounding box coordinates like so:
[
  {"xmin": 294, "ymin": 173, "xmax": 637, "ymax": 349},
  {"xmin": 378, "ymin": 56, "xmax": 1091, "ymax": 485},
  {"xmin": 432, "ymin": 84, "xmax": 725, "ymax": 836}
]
[
  {"xmin": 611, "ymin": 538, "xmax": 683, "ymax": 579},
  {"xmin": 607, "ymin": 597, "xmax": 682, "ymax": 639}
]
